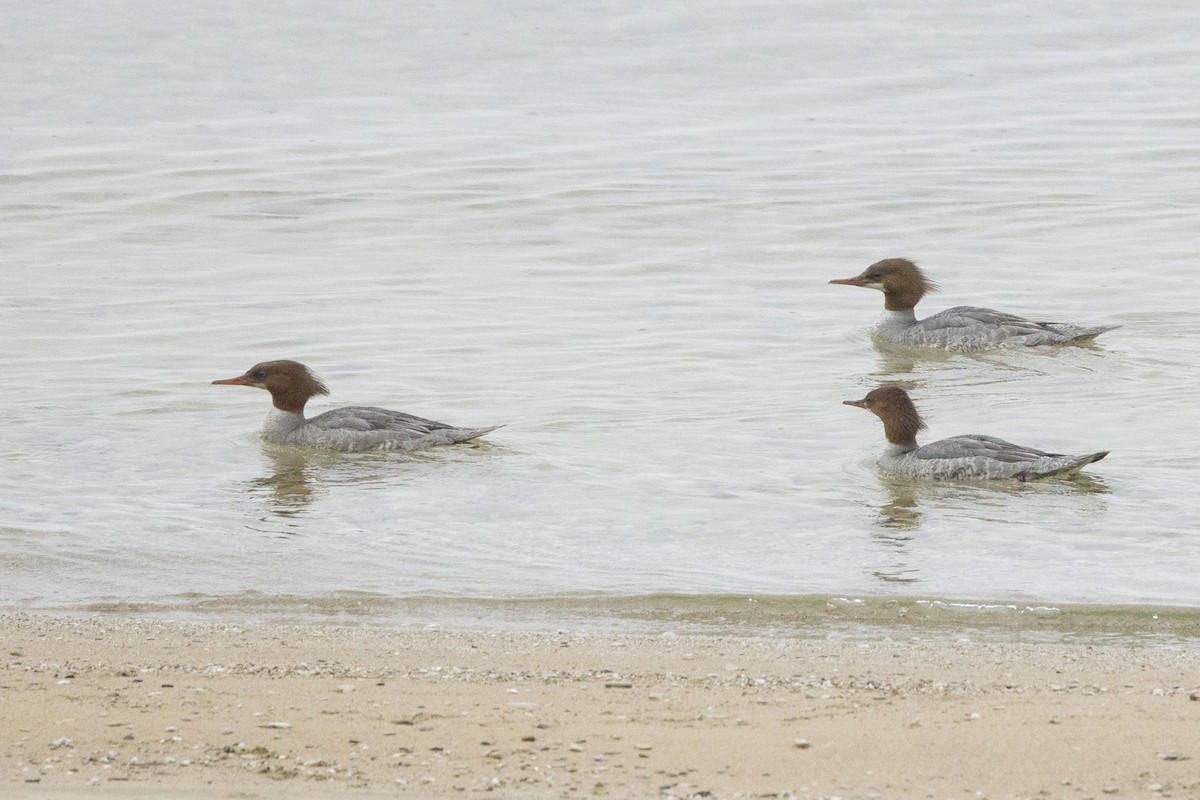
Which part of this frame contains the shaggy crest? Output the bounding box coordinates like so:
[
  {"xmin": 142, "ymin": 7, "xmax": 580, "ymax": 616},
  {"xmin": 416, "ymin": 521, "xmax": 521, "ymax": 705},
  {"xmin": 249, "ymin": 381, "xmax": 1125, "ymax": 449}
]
[
  {"xmin": 868, "ymin": 258, "xmax": 939, "ymax": 310},
  {"xmin": 212, "ymin": 359, "xmax": 330, "ymax": 414},
  {"xmin": 845, "ymin": 385, "xmax": 926, "ymax": 450}
]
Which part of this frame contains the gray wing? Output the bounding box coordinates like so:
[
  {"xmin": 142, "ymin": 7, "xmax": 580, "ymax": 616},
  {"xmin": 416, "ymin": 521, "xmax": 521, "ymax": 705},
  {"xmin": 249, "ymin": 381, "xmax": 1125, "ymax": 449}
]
[
  {"xmin": 303, "ymin": 406, "xmax": 499, "ymax": 452},
  {"xmin": 912, "ymin": 435, "xmax": 1061, "ymax": 463},
  {"xmin": 921, "ymin": 306, "xmax": 1116, "ymax": 345},
  {"xmin": 306, "ymin": 406, "xmax": 461, "ymax": 436},
  {"xmin": 925, "ymin": 307, "xmax": 1062, "ymax": 338}
]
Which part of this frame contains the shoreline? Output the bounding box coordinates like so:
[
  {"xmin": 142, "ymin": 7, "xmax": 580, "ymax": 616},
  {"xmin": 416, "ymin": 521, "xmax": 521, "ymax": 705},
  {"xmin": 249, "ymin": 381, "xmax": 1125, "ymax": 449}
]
[
  {"xmin": 15, "ymin": 591, "xmax": 1200, "ymax": 642},
  {"xmin": 3, "ymin": 612, "xmax": 1199, "ymax": 799}
]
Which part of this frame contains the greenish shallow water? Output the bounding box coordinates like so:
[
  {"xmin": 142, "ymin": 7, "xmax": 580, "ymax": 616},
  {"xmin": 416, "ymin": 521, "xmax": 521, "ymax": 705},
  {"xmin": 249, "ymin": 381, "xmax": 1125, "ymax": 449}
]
[{"xmin": 44, "ymin": 592, "xmax": 1200, "ymax": 648}]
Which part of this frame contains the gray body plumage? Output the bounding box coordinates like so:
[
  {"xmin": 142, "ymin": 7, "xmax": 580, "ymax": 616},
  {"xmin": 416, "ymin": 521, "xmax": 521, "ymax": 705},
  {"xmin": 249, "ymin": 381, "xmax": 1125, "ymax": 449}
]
[
  {"xmin": 263, "ymin": 407, "xmax": 497, "ymax": 453},
  {"xmin": 879, "ymin": 436, "xmax": 1108, "ymax": 481},
  {"xmin": 873, "ymin": 308, "xmax": 1120, "ymax": 350}
]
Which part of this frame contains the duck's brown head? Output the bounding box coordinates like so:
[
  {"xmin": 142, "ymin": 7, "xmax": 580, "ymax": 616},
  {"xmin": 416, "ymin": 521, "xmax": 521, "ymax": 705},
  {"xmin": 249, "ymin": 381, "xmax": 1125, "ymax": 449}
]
[
  {"xmin": 212, "ymin": 359, "xmax": 330, "ymax": 414},
  {"xmin": 829, "ymin": 258, "xmax": 939, "ymax": 311},
  {"xmin": 843, "ymin": 385, "xmax": 926, "ymax": 450}
]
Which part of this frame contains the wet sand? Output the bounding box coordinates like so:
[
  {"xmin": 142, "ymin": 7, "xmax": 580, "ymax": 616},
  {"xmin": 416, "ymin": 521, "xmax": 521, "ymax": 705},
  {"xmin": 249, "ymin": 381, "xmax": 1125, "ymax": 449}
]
[{"xmin": 2, "ymin": 613, "xmax": 1198, "ymax": 799}]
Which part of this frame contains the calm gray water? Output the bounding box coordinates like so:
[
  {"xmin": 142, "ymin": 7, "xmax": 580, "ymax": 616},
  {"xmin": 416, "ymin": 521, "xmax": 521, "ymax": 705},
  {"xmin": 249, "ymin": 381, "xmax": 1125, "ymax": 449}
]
[{"xmin": 3, "ymin": 0, "xmax": 1198, "ymax": 618}]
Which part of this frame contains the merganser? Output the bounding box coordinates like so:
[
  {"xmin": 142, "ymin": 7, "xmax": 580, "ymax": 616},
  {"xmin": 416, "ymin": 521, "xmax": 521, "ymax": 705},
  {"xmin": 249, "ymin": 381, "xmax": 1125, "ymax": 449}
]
[
  {"xmin": 212, "ymin": 360, "xmax": 498, "ymax": 452},
  {"xmin": 843, "ymin": 386, "xmax": 1107, "ymax": 480},
  {"xmin": 829, "ymin": 258, "xmax": 1119, "ymax": 349}
]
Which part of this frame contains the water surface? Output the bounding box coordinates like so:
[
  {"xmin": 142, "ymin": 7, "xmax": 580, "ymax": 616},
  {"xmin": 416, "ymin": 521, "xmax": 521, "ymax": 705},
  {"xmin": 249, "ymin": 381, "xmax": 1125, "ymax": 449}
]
[{"xmin": 2, "ymin": 0, "xmax": 1198, "ymax": 620}]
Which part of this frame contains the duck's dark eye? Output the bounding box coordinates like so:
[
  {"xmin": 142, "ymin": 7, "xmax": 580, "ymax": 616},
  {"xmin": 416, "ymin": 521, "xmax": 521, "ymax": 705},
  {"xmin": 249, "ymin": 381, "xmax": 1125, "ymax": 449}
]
[
  {"xmin": 865, "ymin": 271, "xmax": 883, "ymax": 282},
  {"xmin": 251, "ymin": 369, "xmax": 266, "ymax": 380}
]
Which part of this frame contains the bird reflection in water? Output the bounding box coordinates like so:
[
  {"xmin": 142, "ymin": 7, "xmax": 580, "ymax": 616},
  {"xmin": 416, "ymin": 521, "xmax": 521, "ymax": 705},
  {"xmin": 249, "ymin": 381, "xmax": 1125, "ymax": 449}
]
[
  {"xmin": 877, "ymin": 474, "xmax": 923, "ymax": 531},
  {"xmin": 870, "ymin": 475, "xmax": 922, "ymax": 584},
  {"xmin": 865, "ymin": 471, "xmax": 1111, "ymax": 587},
  {"xmin": 249, "ymin": 446, "xmax": 325, "ymax": 515},
  {"xmin": 246, "ymin": 445, "xmax": 399, "ymax": 519},
  {"xmin": 241, "ymin": 441, "xmax": 499, "ymax": 522}
]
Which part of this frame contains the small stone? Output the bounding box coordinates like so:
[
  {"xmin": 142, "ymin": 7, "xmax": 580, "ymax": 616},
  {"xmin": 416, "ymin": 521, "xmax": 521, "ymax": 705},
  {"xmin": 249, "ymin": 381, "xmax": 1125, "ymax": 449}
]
[
  {"xmin": 793, "ymin": 738, "xmax": 811, "ymax": 749},
  {"xmin": 1160, "ymin": 751, "xmax": 1185, "ymax": 761},
  {"xmin": 569, "ymin": 742, "xmax": 584, "ymax": 752},
  {"xmin": 260, "ymin": 722, "xmax": 291, "ymax": 729},
  {"xmin": 605, "ymin": 681, "xmax": 633, "ymax": 689}
]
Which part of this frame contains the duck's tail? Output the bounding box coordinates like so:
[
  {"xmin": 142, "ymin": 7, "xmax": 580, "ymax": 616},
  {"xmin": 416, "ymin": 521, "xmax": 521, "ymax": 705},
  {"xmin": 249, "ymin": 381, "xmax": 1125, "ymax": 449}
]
[
  {"xmin": 1047, "ymin": 322, "xmax": 1121, "ymax": 343},
  {"xmin": 1021, "ymin": 450, "xmax": 1108, "ymax": 480}
]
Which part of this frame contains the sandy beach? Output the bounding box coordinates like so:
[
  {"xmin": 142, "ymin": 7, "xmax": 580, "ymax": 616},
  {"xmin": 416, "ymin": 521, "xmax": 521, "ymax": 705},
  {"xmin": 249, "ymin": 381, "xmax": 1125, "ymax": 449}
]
[{"xmin": 2, "ymin": 612, "xmax": 1198, "ymax": 800}]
